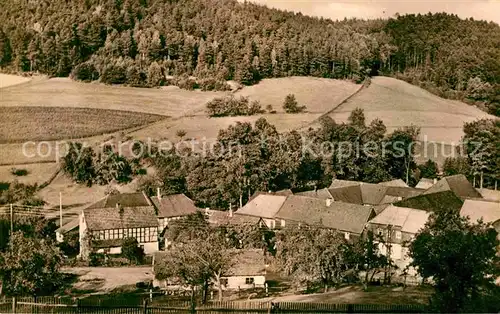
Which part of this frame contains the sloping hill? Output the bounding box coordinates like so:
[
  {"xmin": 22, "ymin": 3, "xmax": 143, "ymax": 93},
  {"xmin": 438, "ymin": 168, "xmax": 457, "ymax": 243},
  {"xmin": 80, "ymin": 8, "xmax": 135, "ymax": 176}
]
[
  {"xmin": 0, "ymin": 77, "xmax": 226, "ymax": 117},
  {"xmin": 235, "ymin": 77, "xmax": 360, "ymax": 113},
  {"xmin": 328, "ymin": 76, "xmax": 495, "ymax": 143}
]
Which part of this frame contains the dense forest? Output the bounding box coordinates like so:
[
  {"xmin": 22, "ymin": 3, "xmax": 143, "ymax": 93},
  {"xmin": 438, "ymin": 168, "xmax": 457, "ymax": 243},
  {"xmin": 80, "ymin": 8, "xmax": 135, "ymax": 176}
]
[{"xmin": 0, "ymin": 0, "xmax": 499, "ymax": 115}]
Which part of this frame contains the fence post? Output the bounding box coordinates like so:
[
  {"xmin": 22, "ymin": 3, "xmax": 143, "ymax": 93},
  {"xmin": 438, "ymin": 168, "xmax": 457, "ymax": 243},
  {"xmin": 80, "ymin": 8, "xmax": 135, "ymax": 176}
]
[
  {"xmin": 143, "ymin": 299, "xmax": 148, "ymax": 314},
  {"xmin": 11, "ymin": 296, "xmax": 16, "ymax": 314}
]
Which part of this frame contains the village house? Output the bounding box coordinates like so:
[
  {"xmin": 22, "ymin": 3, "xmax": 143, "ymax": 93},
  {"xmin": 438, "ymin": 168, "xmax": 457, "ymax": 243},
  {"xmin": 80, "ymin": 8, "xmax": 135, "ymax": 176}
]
[
  {"xmin": 151, "ymin": 190, "xmax": 199, "ymax": 232},
  {"xmin": 366, "ymin": 205, "xmax": 430, "ymax": 266},
  {"xmin": 78, "ymin": 191, "xmax": 199, "ymax": 259},
  {"xmin": 79, "ymin": 204, "xmax": 159, "ymax": 259},
  {"xmin": 235, "ymin": 194, "xmax": 375, "ymax": 240},
  {"xmin": 297, "ymin": 180, "xmax": 423, "ymax": 206},
  {"xmin": 421, "ymin": 174, "xmax": 482, "ymax": 200},
  {"xmin": 274, "ymin": 195, "xmax": 376, "ymax": 240},
  {"xmin": 235, "ymin": 194, "xmax": 288, "ymax": 229},
  {"xmin": 153, "ymin": 249, "xmax": 267, "ymax": 291}
]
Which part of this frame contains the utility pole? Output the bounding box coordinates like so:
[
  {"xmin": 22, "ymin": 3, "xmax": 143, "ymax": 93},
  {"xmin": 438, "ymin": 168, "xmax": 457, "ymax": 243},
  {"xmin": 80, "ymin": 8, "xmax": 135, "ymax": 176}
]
[
  {"xmin": 10, "ymin": 204, "xmax": 13, "ymax": 234},
  {"xmin": 59, "ymin": 192, "xmax": 63, "ymax": 228}
]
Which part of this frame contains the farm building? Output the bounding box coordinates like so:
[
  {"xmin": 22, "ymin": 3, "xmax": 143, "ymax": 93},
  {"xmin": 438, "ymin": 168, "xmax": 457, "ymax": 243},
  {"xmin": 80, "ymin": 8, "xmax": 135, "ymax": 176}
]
[
  {"xmin": 298, "ymin": 181, "xmax": 423, "ymax": 206},
  {"xmin": 153, "ymin": 249, "xmax": 267, "ymax": 291},
  {"xmin": 79, "ymin": 204, "xmax": 159, "ymax": 259},
  {"xmin": 235, "ymin": 194, "xmax": 288, "ymax": 229},
  {"xmin": 235, "ymin": 194, "xmax": 376, "ymax": 240},
  {"xmin": 150, "ymin": 191, "xmax": 198, "ymax": 233},
  {"xmin": 422, "ymin": 174, "xmax": 482, "ymax": 200},
  {"xmin": 274, "ymin": 195, "xmax": 376, "ymax": 240},
  {"xmin": 366, "ymin": 205, "xmax": 430, "ymax": 264},
  {"xmin": 77, "ymin": 191, "xmax": 200, "ymax": 258}
]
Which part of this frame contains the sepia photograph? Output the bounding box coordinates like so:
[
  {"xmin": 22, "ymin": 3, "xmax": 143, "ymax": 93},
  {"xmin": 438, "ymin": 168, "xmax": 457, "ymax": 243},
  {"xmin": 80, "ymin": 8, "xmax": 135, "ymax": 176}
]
[{"xmin": 0, "ymin": 0, "xmax": 499, "ymax": 313}]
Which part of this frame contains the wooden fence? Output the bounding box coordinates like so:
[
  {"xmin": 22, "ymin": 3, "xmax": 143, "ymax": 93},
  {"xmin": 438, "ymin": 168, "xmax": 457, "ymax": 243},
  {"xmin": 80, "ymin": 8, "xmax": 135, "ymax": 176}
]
[{"xmin": 0, "ymin": 297, "xmax": 428, "ymax": 314}]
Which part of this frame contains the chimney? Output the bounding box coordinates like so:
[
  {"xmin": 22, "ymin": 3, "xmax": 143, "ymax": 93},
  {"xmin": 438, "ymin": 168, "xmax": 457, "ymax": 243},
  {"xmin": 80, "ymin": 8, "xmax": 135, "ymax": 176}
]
[
  {"xmin": 229, "ymin": 203, "xmax": 233, "ymax": 217},
  {"xmin": 326, "ymin": 198, "xmax": 333, "ymax": 207},
  {"xmin": 157, "ymin": 187, "xmax": 162, "ymax": 200},
  {"xmin": 433, "ymin": 178, "xmax": 438, "ymax": 184}
]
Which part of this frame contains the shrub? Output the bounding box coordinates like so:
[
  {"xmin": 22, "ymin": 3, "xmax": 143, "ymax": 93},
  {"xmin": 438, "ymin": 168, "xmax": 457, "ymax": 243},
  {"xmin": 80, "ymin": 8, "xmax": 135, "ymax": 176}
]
[
  {"xmin": 89, "ymin": 253, "xmax": 106, "ymax": 266},
  {"xmin": 71, "ymin": 62, "xmax": 99, "ymax": 82},
  {"xmin": 122, "ymin": 237, "xmax": 145, "ymax": 264},
  {"xmin": 147, "ymin": 62, "xmax": 165, "ymax": 87},
  {"xmin": 206, "ymin": 96, "xmax": 264, "ymax": 117},
  {"xmin": 198, "ymin": 78, "xmax": 231, "ymax": 91},
  {"xmin": 126, "ymin": 65, "xmax": 147, "ymax": 87},
  {"xmin": 283, "ymin": 94, "xmax": 306, "ymax": 113},
  {"xmin": 101, "ymin": 64, "xmax": 127, "ymax": 84},
  {"xmin": 10, "ymin": 168, "xmax": 28, "ymax": 176},
  {"xmin": 174, "ymin": 76, "xmax": 197, "ymax": 90}
]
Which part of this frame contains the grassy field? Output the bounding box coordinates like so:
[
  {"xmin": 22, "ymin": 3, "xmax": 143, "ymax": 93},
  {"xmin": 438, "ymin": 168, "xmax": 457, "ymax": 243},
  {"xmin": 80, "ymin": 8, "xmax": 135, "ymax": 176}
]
[
  {"xmin": 0, "ymin": 77, "xmax": 226, "ymax": 116},
  {"xmin": 236, "ymin": 76, "xmax": 360, "ymax": 113},
  {"xmin": 0, "ymin": 162, "xmax": 59, "ymax": 185},
  {"xmin": 328, "ymin": 76, "xmax": 495, "ymax": 143},
  {"xmin": 0, "ymin": 73, "xmax": 31, "ymax": 88},
  {"xmin": 0, "ymin": 106, "xmax": 165, "ymax": 143},
  {"xmin": 261, "ymin": 285, "xmax": 432, "ymax": 305}
]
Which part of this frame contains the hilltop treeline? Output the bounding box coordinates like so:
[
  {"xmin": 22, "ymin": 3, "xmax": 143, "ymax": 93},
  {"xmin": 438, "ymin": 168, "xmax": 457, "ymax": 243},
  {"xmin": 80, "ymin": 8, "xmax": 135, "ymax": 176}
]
[{"xmin": 0, "ymin": 0, "xmax": 499, "ymax": 114}]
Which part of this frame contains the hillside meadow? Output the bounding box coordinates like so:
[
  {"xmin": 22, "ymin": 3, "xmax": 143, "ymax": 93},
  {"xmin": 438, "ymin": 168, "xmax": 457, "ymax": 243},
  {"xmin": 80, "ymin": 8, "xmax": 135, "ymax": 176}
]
[
  {"xmin": 328, "ymin": 77, "xmax": 496, "ymax": 143},
  {"xmin": 0, "ymin": 77, "xmax": 226, "ymax": 116},
  {"xmin": 235, "ymin": 76, "xmax": 360, "ymax": 113},
  {"xmin": 0, "ymin": 162, "xmax": 60, "ymax": 185}
]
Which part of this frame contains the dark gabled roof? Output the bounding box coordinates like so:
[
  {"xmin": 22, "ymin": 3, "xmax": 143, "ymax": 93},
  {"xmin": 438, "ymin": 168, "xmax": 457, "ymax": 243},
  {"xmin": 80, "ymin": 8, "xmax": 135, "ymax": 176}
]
[
  {"xmin": 83, "ymin": 206, "xmax": 158, "ymax": 230},
  {"xmin": 275, "ymin": 195, "xmax": 374, "ymax": 234},
  {"xmin": 385, "ymin": 186, "xmax": 424, "ymax": 199},
  {"xmin": 295, "ymin": 188, "xmax": 333, "ymax": 200},
  {"xmin": 327, "ymin": 185, "xmax": 363, "ymax": 204},
  {"xmin": 395, "ymin": 190, "xmax": 464, "ymax": 213},
  {"xmin": 87, "ymin": 192, "xmax": 152, "ymax": 209},
  {"xmin": 360, "ymin": 184, "xmax": 389, "ymax": 205},
  {"xmin": 204, "ymin": 209, "xmax": 262, "ymax": 226},
  {"xmin": 151, "ymin": 194, "xmax": 198, "ymax": 218},
  {"xmin": 423, "ymin": 175, "xmax": 482, "ymax": 200},
  {"xmin": 329, "ymin": 179, "xmax": 361, "ymax": 189}
]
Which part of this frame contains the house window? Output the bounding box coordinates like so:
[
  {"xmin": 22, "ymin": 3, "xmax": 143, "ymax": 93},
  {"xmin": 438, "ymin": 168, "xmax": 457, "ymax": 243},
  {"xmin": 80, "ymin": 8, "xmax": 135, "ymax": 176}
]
[
  {"xmin": 281, "ymin": 220, "xmax": 286, "ymax": 228},
  {"xmin": 344, "ymin": 232, "xmax": 350, "ymax": 240},
  {"xmin": 245, "ymin": 278, "xmax": 254, "ymax": 285},
  {"xmin": 269, "ymin": 220, "xmax": 275, "ymax": 229},
  {"xmin": 377, "ymin": 228, "xmax": 383, "ymax": 236},
  {"xmin": 220, "ymin": 278, "xmax": 228, "ymax": 286},
  {"xmin": 395, "ymin": 231, "xmax": 402, "ymax": 240},
  {"xmin": 105, "ymin": 230, "xmax": 110, "ymax": 239}
]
